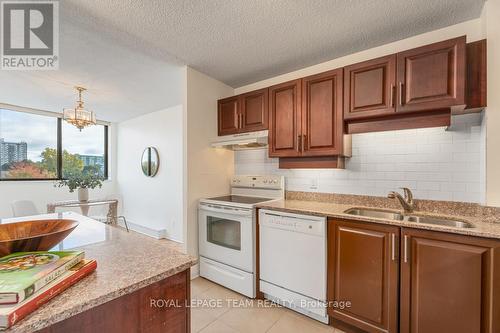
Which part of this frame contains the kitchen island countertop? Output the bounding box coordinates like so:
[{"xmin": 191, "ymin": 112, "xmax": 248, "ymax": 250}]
[{"xmin": 1, "ymin": 212, "xmax": 196, "ymax": 333}]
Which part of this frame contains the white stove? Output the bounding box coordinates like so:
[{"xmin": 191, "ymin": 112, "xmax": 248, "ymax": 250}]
[{"xmin": 198, "ymin": 175, "xmax": 284, "ymax": 298}]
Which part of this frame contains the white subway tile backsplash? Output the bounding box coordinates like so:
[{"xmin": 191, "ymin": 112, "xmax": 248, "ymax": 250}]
[
  {"xmin": 234, "ymin": 113, "xmax": 485, "ymax": 204},
  {"xmin": 417, "ymin": 181, "xmax": 441, "ymax": 191}
]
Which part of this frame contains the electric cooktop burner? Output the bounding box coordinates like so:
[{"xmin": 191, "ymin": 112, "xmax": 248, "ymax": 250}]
[{"xmin": 207, "ymin": 195, "xmax": 273, "ymax": 205}]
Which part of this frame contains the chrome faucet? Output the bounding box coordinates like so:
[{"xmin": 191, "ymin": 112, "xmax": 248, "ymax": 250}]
[{"xmin": 388, "ymin": 188, "xmax": 415, "ymax": 213}]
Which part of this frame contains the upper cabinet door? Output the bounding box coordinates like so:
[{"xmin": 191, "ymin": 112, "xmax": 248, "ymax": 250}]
[
  {"xmin": 218, "ymin": 96, "xmax": 240, "ymax": 136},
  {"xmin": 344, "ymin": 55, "xmax": 397, "ymax": 120},
  {"xmin": 240, "ymin": 88, "xmax": 269, "ymax": 133},
  {"xmin": 302, "ymin": 69, "xmax": 344, "ymax": 156},
  {"xmin": 268, "ymin": 80, "xmax": 302, "ymax": 157},
  {"xmin": 397, "ymin": 36, "xmax": 466, "ymax": 113}
]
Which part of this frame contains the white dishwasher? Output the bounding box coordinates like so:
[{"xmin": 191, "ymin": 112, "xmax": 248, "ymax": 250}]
[{"xmin": 259, "ymin": 209, "xmax": 328, "ymax": 323}]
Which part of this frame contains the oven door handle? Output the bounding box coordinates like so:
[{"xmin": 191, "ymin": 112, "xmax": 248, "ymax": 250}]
[{"xmin": 199, "ymin": 204, "xmax": 253, "ymax": 216}]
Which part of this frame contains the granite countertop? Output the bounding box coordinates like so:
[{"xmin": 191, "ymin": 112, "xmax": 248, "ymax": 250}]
[
  {"xmin": 1, "ymin": 212, "xmax": 197, "ymax": 333},
  {"xmin": 257, "ymin": 199, "xmax": 500, "ymax": 240}
]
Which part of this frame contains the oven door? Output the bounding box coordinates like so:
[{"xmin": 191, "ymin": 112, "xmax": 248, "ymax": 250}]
[{"xmin": 198, "ymin": 203, "xmax": 254, "ymax": 273}]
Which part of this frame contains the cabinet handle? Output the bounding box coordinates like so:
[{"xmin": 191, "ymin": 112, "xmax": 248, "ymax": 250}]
[
  {"xmin": 404, "ymin": 235, "xmax": 409, "ymax": 263},
  {"xmin": 302, "ymin": 134, "xmax": 306, "ymax": 152},
  {"xmin": 297, "ymin": 135, "xmax": 301, "ymax": 152},
  {"xmin": 399, "ymin": 82, "xmax": 404, "ymax": 106},
  {"xmin": 390, "ymin": 84, "xmax": 396, "ymax": 107},
  {"xmin": 391, "ymin": 233, "xmax": 396, "ymax": 261},
  {"xmin": 238, "ymin": 114, "xmax": 242, "ymax": 128}
]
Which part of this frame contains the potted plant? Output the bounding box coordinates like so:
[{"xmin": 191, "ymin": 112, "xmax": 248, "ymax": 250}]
[{"xmin": 55, "ymin": 173, "xmax": 104, "ymax": 202}]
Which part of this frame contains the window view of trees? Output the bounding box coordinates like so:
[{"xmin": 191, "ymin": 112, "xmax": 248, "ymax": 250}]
[
  {"xmin": 62, "ymin": 121, "xmax": 105, "ymax": 178},
  {"xmin": 0, "ymin": 108, "xmax": 107, "ymax": 180}
]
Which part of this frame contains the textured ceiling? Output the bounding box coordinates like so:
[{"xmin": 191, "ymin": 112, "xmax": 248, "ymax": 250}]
[{"xmin": 62, "ymin": 0, "xmax": 486, "ymax": 87}]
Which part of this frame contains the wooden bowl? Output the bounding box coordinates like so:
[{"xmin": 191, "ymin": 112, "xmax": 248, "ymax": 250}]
[{"xmin": 0, "ymin": 219, "xmax": 79, "ymax": 257}]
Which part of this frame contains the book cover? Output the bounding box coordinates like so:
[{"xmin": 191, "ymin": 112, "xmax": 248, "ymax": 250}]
[
  {"xmin": 0, "ymin": 259, "xmax": 97, "ymax": 330},
  {"xmin": 0, "ymin": 251, "xmax": 84, "ymax": 305}
]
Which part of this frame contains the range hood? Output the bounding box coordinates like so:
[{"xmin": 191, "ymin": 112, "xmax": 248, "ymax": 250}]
[{"xmin": 211, "ymin": 130, "xmax": 268, "ymax": 150}]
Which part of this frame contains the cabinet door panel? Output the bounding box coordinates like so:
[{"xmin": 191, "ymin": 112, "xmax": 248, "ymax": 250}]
[
  {"xmin": 344, "ymin": 55, "xmax": 396, "ymax": 120},
  {"xmin": 400, "ymin": 228, "xmax": 500, "ymax": 333},
  {"xmin": 268, "ymin": 80, "xmax": 301, "ymax": 157},
  {"xmin": 302, "ymin": 69, "xmax": 343, "ymax": 156},
  {"xmin": 241, "ymin": 88, "xmax": 268, "ymax": 133},
  {"xmin": 397, "ymin": 36, "xmax": 466, "ymax": 112},
  {"xmin": 328, "ymin": 219, "xmax": 399, "ymax": 333},
  {"xmin": 218, "ymin": 97, "xmax": 239, "ymax": 136}
]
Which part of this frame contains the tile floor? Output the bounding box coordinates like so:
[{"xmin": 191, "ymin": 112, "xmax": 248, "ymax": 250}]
[{"xmin": 191, "ymin": 277, "xmax": 346, "ymax": 333}]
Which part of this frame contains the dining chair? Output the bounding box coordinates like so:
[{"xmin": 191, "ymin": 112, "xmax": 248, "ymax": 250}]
[{"xmin": 11, "ymin": 200, "xmax": 39, "ymax": 217}]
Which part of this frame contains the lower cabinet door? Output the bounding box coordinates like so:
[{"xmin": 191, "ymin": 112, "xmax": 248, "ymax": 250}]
[
  {"xmin": 328, "ymin": 219, "xmax": 399, "ymax": 333},
  {"xmin": 400, "ymin": 228, "xmax": 500, "ymax": 333}
]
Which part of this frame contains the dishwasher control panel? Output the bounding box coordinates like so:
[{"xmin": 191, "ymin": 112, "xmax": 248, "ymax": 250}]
[{"xmin": 259, "ymin": 210, "xmax": 326, "ymax": 236}]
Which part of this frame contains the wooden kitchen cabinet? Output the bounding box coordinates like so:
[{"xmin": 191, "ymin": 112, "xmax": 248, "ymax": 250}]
[
  {"xmin": 344, "ymin": 55, "xmax": 397, "ymax": 120},
  {"xmin": 396, "ymin": 36, "xmax": 466, "ymax": 113},
  {"xmin": 218, "ymin": 96, "xmax": 240, "ymax": 136},
  {"xmin": 268, "ymin": 79, "xmax": 302, "ymax": 157},
  {"xmin": 221, "ymin": 36, "xmax": 478, "ymax": 138},
  {"xmin": 400, "ymin": 228, "xmax": 500, "ymax": 333},
  {"xmin": 301, "ymin": 69, "xmax": 344, "ymax": 156},
  {"xmin": 269, "ymin": 69, "xmax": 344, "ymax": 159},
  {"xmin": 344, "ymin": 36, "xmax": 467, "ymax": 134},
  {"xmin": 217, "ymin": 89, "xmax": 268, "ymax": 136},
  {"xmin": 241, "ymin": 88, "xmax": 269, "ymax": 132},
  {"xmin": 327, "ymin": 219, "xmax": 399, "ymax": 333},
  {"xmin": 328, "ymin": 220, "xmax": 500, "ymax": 333}
]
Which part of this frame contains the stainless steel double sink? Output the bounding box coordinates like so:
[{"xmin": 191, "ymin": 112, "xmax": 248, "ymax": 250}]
[{"xmin": 344, "ymin": 208, "xmax": 474, "ymax": 229}]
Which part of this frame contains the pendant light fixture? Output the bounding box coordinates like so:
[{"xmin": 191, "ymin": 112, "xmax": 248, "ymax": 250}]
[{"xmin": 63, "ymin": 86, "xmax": 96, "ymax": 131}]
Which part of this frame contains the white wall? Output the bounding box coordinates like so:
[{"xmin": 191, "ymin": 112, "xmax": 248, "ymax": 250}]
[
  {"xmin": 485, "ymin": 0, "xmax": 500, "ymax": 206},
  {"xmin": 236, "ymin": 113, "xmax": 485, "ymax": 203},
  {"xmin": 183, "ymin": 67, "xmax": 234, "ymax": 261},
  {"xmin": 116, "ymin": 105, "xmax": 184, "ymax": 241}
]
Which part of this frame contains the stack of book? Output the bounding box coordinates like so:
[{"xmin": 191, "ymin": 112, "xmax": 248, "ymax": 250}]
[{"xmin": 0, "ymin": 251, "xmax": 97, "ymax": 330}]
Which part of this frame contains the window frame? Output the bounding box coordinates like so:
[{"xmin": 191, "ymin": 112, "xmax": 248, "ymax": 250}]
[{"xmin": 0, "ymin": 108, "xmax": 108, "ymax": 181}]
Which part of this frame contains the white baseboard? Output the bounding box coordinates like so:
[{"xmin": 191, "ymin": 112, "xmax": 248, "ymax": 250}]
[
  {"xmin": 117, "ymin": 219, "xmax": 166, "ymax": 239},
  {"xmin": 190, "ymin": 263, "xmax": 200, "ymax": 280}
]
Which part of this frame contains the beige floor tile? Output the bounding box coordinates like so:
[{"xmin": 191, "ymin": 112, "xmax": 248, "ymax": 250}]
[
  {"xmin": 199, "ymin": 320, "xmax": 240, "ymax": 333},
  {"xmin": 191, "ymin": 277, "xmax": 217, "ymax": 296},
  {"xmin": 194, "ymin": 284, "xmax": 247, "ymax": 318},
  {"xmin": 268, "ymin": 311, "xmax": 335, "ymax": 333},
  {"xmin": 191, "ymin": 281, "xmax": 345, "ymax": 333},
  {"xmin": 191, "ymin": 307, "xmax": 217, "ymax": 333},
  {"xmin": 219, "ymin": 304, "xmax": 287, "ymax": 333}
]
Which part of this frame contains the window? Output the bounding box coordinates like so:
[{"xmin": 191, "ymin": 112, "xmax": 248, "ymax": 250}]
[
  {"xmin": 0, "ymin": 107, "xmax": 108, "ymax": 180},
  {"xmin": 62, "ymin": 122, "xmax": 106, "ymax": 178}
]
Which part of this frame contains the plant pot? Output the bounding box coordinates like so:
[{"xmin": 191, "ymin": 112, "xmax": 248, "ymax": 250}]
[{"xmin": 78, "ymin": 188, "xmax": 89, "ymax": 202}]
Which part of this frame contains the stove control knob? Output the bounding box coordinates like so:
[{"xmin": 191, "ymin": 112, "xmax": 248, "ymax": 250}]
[{"xmin": 263, "ymin": 180, "xmax": 268, "ymax": 183}]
